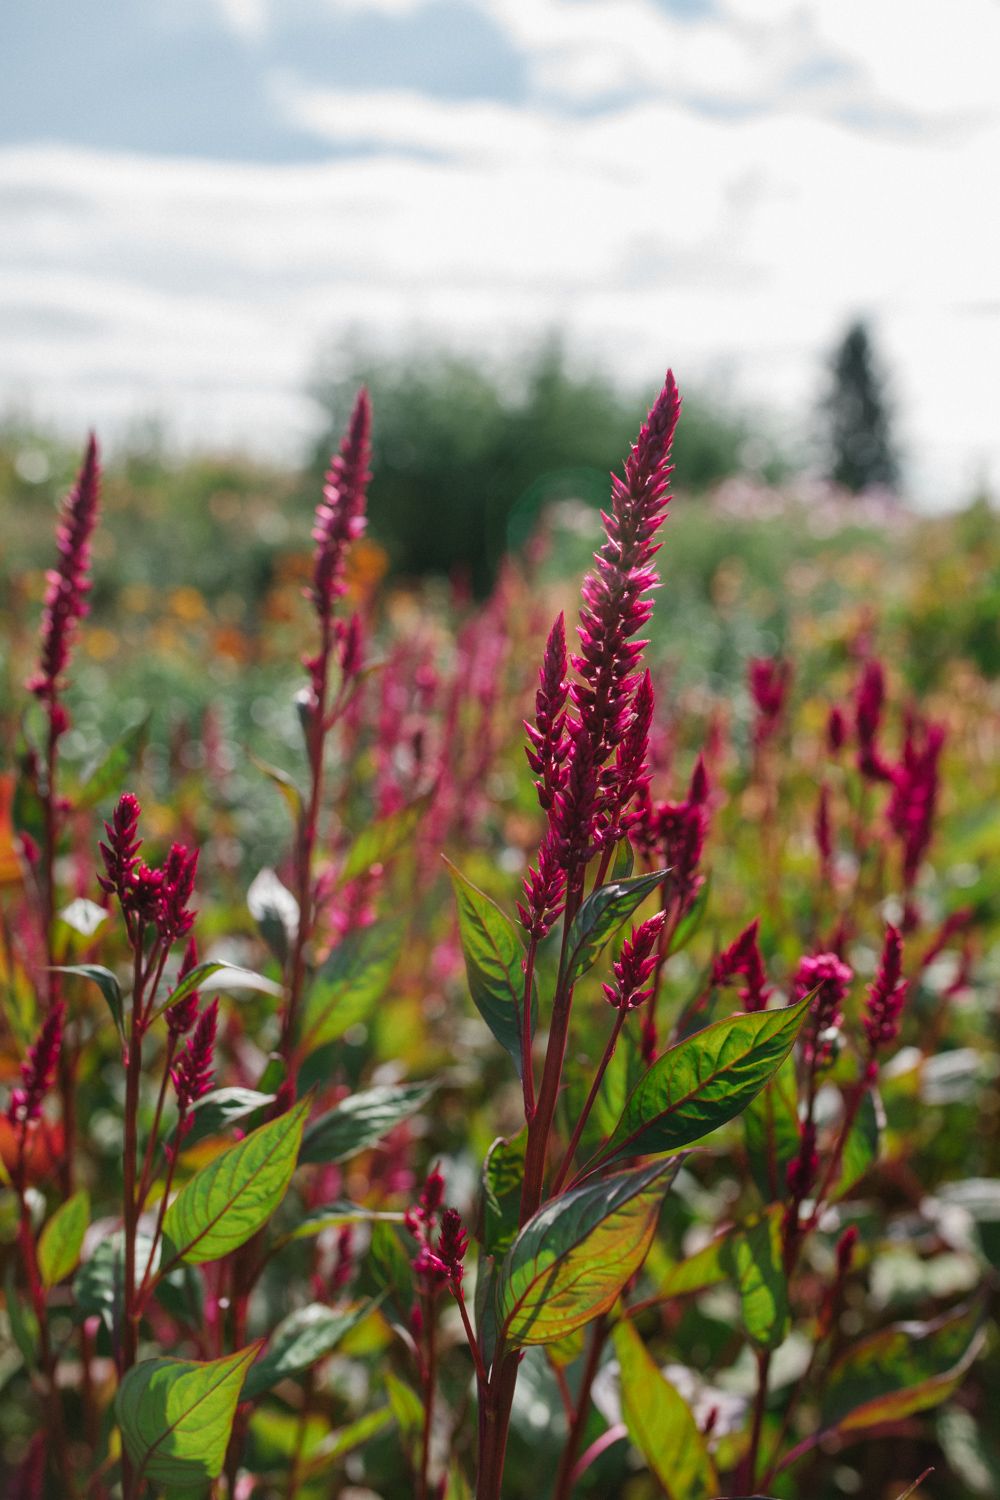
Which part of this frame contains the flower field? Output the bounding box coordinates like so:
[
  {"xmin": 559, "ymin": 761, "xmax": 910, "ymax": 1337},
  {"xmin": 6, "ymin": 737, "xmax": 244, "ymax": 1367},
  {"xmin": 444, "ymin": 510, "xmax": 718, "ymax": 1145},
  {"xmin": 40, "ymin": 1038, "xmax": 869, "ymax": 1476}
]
[{"xmin": 1, "ymin": 377, "xmax": 999, "ymax": 1500}]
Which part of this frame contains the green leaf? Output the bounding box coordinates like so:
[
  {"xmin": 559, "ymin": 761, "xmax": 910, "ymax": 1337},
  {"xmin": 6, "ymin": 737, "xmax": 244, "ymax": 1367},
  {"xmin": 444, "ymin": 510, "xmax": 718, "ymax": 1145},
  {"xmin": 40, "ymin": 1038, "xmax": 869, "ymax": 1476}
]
[
  {"xmin": 151, "ymin": 961, "xmax": 282, "ymax": 1023},
  {"xmin": 300, "ymin": 1408, "xmax": 394, "ymax": 1478},
  {"xmin": 242, "ymin": 1301, "xmax": 373, "ymax": 1401},
  {"xmin": 667, "ymin": 873, "xmax": 711, "ymax": 957},
  {"xmin": 610, "ymin": 839, "xmax": 635, "ymax": 882},
  {"xmin": 74, "ymin": 1232, "xmax": 158, "ymax": 1329},
  {"xmin": 614, "ymin": 1318, "xmax": 719, "ymax": 1499},
  {"xmin": 117, "ymin": 1344, "xmax": 260, "ymax": 1492},
  {"xmin": 299, "ymin": 1082, "xmax": 435, "ymax": 1166},
  {"xmin": 180, "ymin": 1088, "xmax": 276, "ymax": 1149},
  {"xmin": 821, "ymin": 1300, "xmax": 986, "ymax": 1436},
  {"xmin": 744, "ymin": 1056, "xmax": 800, "ymax": 1202},
  {"xmin": 720, "ymin": 1210, "xmax": 789, "ymax": 1351},
  {"xmin": 446, "ymin": 860, "xmax": 534, "ymax": 1079},
  {"xmin": 299, "ymin": 920, "xmax": 403, "ymax": 1055},
  {"xmin": 563, "ymin": 870, "xmax": 666, "ymax": 989},
  {"xmin": 365, "ymin": 1221, "xmax": 414, "ymax": 1319},
  {"xmin": 654, "ymin": 1206, "xmax": 784, "ymax": 1301},
  {"xmin": 75, "ymin": 716, "xmax": 150, "ymax": 810},
  {"xmin": 497, "ymin": 1160, "xmax": 680, "ymax": 1347},
  {"xmin": 481, "ymin": 1132, "xmax": 527, "ymax": 1258},
  {"xmin": 247, "ymin": 868, "xmax": 299, "ymax": 967},
  {"xmin": 54, "ymin": 964, "xmax": 125, "ymax": 1044},
  {"xmin": 385, "ymin": 1370, "xmax": 424, "ymax": 1442},
  {"xmin": 252, "ymin": 755, "xmax": 304, "ymax": 823},
  {"xmin": 38, "ymin": 1189, "xmax": 89, "ymax": 1287},
  {"xmin": 340, "ymin": 794, "xmax": 431, "ymax": 884},
  {"xmin": 163, "ymin": 1097, "xmax": 310, "ymax": 1265},
  {"xmin": 596, "ymin": 997, "xmax": 810, "ymax": 1168},
  {"xmin": 4, "ymin": 1267, "xmax": 39, "ymax": 1368},
  {"xmin": 833, "ymin": 1087, "xmax": 881, "ymax": 1198},
  {"xmin": 279, "ymin": 1201, "xmax": 406, "ymax": 1246}
]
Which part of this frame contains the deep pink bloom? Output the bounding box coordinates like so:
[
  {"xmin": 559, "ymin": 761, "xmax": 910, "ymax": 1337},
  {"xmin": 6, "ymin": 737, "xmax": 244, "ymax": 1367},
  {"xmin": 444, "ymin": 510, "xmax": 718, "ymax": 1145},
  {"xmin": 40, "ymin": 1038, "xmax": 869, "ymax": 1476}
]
[
  {"xmin": 603, "ymin": 912, "xmax": 666, "ymax": 1010},
  {"xmin": 887, "ymin": 713, "xmax": 945, "ymax": 890},
  {"xmin": 863, "ymin": 924, "xmax": 908, "ymax": 1053},
  {"xmin": 568, "ymin": 374, "xmax": 680, "ymax": 842},
  {"xmin": 167, "ymin": 938, "xmax": 202, "ymax": 1037},
  {"xmin": 611, "ymin": 668, "xmax": 655, "ymax": 831},
  {"xmin": 330, "ymin": 1225, "xmax": 355, "ymax": 1294},
  {"xmin": 98, "ymin": 792, "xmax": 143, "ymax": 906},
  {"xmin": 436, "ymin": 1207, "xmax": 469, "ymax": 1285},
  {"xmin": 854, "ymin": 659, "xmax": 893, "ymax": 782},
  {"xmin": 311, "ymin": 388, "xmax": 372, "ymax": 623},
  {"xmin": 650, "ymin": 755, "xmax": 711, "ymax": 914},
  {"xmin": 794, "ymin": 951, "xmax": 853, "ymax": 1064},
  {"xmin": 827, "ymin": 705, "xmax": 847, "ymax": 754},
  {"xmin": 156, "ymin": 843, "xmax": 199, "ymax": 943},
  {"xmin": 748, "ymin": 656, "xmax": 792, "ymax": 748},
  {"xmin": 26, "ymin": 435, "xmax": 101, "ymax": 720},
  {"xmin": 517, "ymin": 829, "xmax": 567, "ymax": 942},
  {"xmin": 549, "ymin": 722, "xmax": 601, "ymax": 871},
  {"xmin": 524, "ymin": 613, "xmax": 570, "ymax": 812},
  {"xmin": 7, "ymin": 1003, "xmax": 65, "ymax": 1127},
  {"xmin": 171, "ymin": 998, "xmax": 219, "ymax": 1113},
  {"xmin": 712, "ymin": 918, "xmax": 770, "ymax": 1011},
  {"xmin": 815, "ymin": 782, "xmax": 833, "ymax": 867}
]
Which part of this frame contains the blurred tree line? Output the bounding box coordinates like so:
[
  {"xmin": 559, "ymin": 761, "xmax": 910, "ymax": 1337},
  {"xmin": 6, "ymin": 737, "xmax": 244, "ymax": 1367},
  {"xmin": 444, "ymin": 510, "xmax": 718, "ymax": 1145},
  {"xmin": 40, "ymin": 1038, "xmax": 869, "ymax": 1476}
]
[{"xmin": 305, "ymin": 339, "xmax": 788, "ymax": 592}]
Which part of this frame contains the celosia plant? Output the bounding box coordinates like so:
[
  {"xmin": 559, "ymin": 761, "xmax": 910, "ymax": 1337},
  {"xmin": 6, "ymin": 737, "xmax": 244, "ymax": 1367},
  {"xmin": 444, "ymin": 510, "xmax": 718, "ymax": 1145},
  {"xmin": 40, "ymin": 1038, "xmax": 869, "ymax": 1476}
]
[{"xmin": 0, "ymin": 374, "xmax": 993, "ymax": 1500}]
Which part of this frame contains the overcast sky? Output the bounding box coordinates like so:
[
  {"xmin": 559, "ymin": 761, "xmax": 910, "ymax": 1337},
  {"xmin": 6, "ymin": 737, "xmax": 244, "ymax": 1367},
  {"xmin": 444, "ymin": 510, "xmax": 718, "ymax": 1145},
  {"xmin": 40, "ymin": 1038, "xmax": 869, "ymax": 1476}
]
[{"xmin": 2, "ymin": 0, "xmax": 998, "ymax": 504}]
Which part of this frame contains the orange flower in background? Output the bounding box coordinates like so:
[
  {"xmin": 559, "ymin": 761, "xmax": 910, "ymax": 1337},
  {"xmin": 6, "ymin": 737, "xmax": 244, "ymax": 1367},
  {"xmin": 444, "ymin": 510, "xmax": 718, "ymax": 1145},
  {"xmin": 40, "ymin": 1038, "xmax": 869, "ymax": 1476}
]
[{"xmin": 0, "ymin": 773, "xmax": 22, "ymax": 888}]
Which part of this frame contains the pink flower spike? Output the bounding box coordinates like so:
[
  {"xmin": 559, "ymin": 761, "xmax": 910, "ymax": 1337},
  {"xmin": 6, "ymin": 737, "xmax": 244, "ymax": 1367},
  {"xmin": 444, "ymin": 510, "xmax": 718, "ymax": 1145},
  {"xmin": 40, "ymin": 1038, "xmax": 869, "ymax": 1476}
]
[
  {"xmin": 524, "ymin": 612, "xmax": 570, "ymax": 812},
  {"xmin": 603, "ymin": 912, "xmax": 666, "ymax": 1011},
  {"xmin": 311, "ymin": 387, "xmax": 372, "ymax": 625},
  {"xmin": 794, "ymin": 951, "xmax": 853, "ymax": 1065},
  {"xmin": 98, "ymin": 791, "xmax": 143, "ymax": 906},
  {"xmin": 167, "ymin": 938, "xmax": 201, "ymax": 1037},
  {"xmin": 156, "ymin": 843, "xmax": 199, "ymax": 944},
  {"xmin": 26, "ymin": 434, "xmax": 101, "ymax": 724},
  {"xmin": 7, "ymin": 1002, "xmax": 65, "ymax": 1127},
  {"xmin": 436, "ymin": 1207, "xmax": 469, "ymax": 1285},
  {"xmin": 711, "ymin": 918, "xmax": 770, "ymax": 1011},
  {"xmin": 748, "ymin": 656, "xmax": 792, "ymax": 748},
  {"xmin": 854, "ymin": 659, "xmax": 893, "ymax": 782},
  {"xmin": 863, "ymin": 924, "xmax": 908, "ymax": 1052},
  {"xmin": 171, "ymin": 998, "xmax": 219, "ymax": 1113}
]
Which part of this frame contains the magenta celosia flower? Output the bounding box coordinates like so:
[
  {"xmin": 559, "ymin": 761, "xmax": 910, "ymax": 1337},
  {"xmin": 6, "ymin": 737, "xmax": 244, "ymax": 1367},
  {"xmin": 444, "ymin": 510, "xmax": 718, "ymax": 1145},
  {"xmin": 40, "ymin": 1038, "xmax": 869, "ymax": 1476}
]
[
  {"xmin": 863, "ymin": 924, "xmax": 908, "ymax": 1054},
  {"xmin": 26, "ymin": 435, "xmax": 101, "ymax": 722},
  {"xmin": 712, "ymin": 918, "xmax": 770, "ymax": 1011},
  {"xmin": 887, "ymin": 713, "xmax": 945, "ymax": 891},
  {"xmin": 7, "ymin": 1003, "xmax": 65, "ymax": 1127},
  {"xmin": 611, "ymin": 668, "xmax": 655, "ymax": 833},
  {"xmin": 636, "ymin": 755, "xmax": 711, "ymax": 916},
  {"xmin": 603, "ymin": 912, "xmax": 666, "ymax": 1010},
  {"xmin": 436, "ymin": 1206, "xmax": 469, "ymax": 1284},
  {"xmin": 854, "ymin": 659, "xmax": 893, "ymax": 782},
  {"xmin": 171, "ymin": 998, "xmax": 219, "ymax": 1113},
  {"xmin": 98, "ymin": 791, "xmax": 143, "ymax": 907},
  {"xmin": 167, "ymin": 938, "xmax": 202, "ymax": 1037},
  {"xmin": 795, "ymin": 951, "xmax": 853, "ymax": 1065},
  {"xmin": 827, "ymin": 704, "xmax": 847, "ymax": 754},
  {"xmin": 517, "ymin": 828, "xmax": 567, "ymax": 942},
  {"xmin": 156, "ymin": 843, "xmax": 199, "ymax": 943},
  {"xmin": 815, "ymin": 782, "xmax": 833, "ymax": 867},
  {"xmin": 748, "ymin": 656, "xmax": 792, "ymax": 748},
  {"xmin": 524, "ymin": 613, "xmax": 570, "ymax": 813},
  {"xmin": 329, "ymin": 1225, "xmax": 355, "ymax": 1295},
  {"xmin": 549, "ymin": 722, "xmax": 601, "ymax": 872},
  {"xmin": 310, "ymin": 388, "xmax": 371, "ymax": 623}
]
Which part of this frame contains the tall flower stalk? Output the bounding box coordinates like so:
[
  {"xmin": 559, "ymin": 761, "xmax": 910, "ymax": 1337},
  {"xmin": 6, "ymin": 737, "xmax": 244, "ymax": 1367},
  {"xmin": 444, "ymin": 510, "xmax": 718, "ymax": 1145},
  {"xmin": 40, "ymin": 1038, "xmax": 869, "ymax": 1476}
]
[
  {"xmin": 476, "ymin": 372, "xmax": 681, "ymax": 1499},
  {"xmin": 280, "ymin": 388, "xmax": 372, "ymax": 1076}
]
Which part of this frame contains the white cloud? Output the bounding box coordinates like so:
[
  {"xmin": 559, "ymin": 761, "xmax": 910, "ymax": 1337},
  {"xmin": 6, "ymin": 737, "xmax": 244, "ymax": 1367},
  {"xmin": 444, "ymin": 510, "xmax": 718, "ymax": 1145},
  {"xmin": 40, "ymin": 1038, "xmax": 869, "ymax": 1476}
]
[{"xmin": 3, "ymin": 0, "xmax": 999, "ymax": 501}]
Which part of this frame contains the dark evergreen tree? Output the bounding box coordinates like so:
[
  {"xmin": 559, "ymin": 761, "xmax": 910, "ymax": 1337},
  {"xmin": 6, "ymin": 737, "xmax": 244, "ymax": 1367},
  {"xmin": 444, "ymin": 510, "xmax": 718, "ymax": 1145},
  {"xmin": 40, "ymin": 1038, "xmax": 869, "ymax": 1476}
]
[{"xmin": 823, "ymin": 319, "xmax": 900, "ymax": 492}]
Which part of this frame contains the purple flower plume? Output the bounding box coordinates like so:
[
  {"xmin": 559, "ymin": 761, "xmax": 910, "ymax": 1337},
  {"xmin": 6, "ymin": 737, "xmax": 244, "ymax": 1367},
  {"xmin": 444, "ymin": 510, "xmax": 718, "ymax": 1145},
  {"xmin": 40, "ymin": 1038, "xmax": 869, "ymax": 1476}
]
[
  {"xmin": 854, "ymin": 659, "xmax": 893, "ymax": 782},
  {"xmin": 311, "ymin": 387, "xmax": 372, "ymax": 624},
  {"xmin": 712, "ymin": 918, "xmax": 770, "ymax": 1011},
  {"xmin": 167, "ymin": 938, "xmax": 202, "ymax": 1038},
  {"xmin": 863, "ymin": 924, "xmax": 908, "ymax": 1054},
  {"xmin": 524, "ymin": 612, "xmax": 570, "ymax": 812},
  {"xmin": 7, "ymin": 1003, "xmax": 64, "ymax": 1127},
  {"xmin": 603, "ymin": 913, "xmax": 666, "ymax": 1011},
  {"xmin": 171, "ymin": 998, "xmax": 219, "ymax": 1113},
  {"xmin": 888, "ymin": 712, "xmax": 945, "ymax": 891},
  {"xmin": 27, "ymin": 435, "xmax": 101, "ymax": 727},
  {"xmin": 794, "ymin": 951, "xmax": 853, "ymax": 1065}
]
